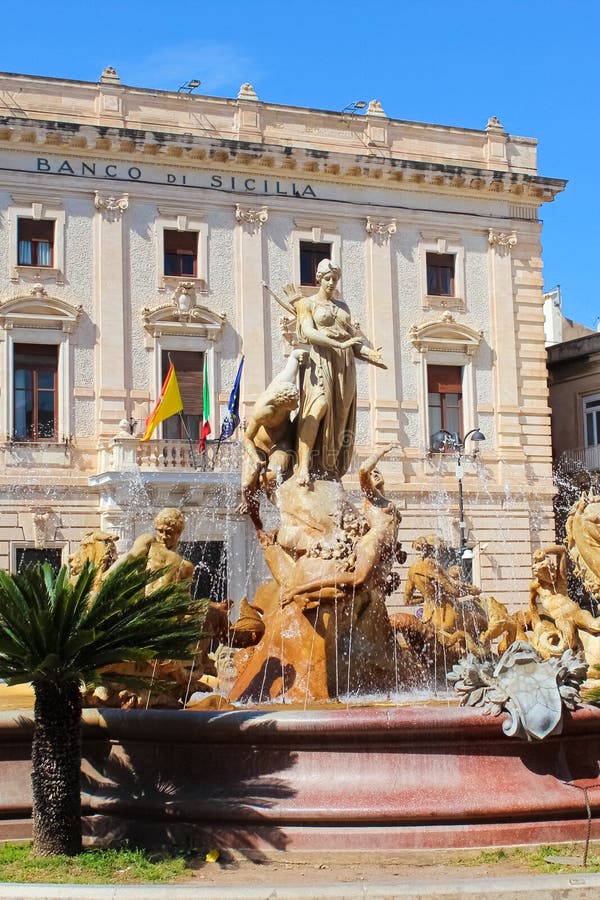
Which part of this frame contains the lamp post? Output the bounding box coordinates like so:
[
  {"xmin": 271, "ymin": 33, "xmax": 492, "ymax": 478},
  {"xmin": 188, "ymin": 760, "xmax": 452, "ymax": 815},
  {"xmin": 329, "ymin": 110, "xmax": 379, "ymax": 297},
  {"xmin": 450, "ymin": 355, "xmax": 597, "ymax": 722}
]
[{"xmin": 429, "ymin": 427, "xmax": 486, "ymax": 573}]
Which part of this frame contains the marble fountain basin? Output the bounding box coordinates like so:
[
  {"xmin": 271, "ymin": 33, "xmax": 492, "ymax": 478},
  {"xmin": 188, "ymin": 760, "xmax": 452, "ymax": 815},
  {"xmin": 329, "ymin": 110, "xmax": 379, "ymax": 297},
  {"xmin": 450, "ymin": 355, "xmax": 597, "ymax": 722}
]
[{"xmin": 1, "ymin": 701, "xmax": 600, "ymax": 851}]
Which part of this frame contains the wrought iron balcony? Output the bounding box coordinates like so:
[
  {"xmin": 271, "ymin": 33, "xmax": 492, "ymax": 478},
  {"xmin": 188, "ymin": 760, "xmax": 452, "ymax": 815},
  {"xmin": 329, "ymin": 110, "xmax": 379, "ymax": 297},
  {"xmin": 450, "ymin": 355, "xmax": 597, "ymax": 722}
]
[{"xmin": 558, "ymin": 444, "xmax": 600, "ymax": 474}]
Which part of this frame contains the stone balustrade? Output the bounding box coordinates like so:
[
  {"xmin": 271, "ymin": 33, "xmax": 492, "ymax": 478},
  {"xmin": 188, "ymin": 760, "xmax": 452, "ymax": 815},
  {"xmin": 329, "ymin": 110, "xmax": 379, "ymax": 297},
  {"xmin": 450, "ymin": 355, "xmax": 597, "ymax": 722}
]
[{"xmin": 102, "ymin": 437, "xmax": 242, "ymax": 474}]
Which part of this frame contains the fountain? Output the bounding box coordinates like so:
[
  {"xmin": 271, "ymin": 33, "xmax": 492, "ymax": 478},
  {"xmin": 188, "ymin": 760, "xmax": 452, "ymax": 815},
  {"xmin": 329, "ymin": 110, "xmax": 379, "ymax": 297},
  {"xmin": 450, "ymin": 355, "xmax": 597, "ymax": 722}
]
[{"xmin": 1, "ymin": 260, "xmax": 600, "ymax": 854}]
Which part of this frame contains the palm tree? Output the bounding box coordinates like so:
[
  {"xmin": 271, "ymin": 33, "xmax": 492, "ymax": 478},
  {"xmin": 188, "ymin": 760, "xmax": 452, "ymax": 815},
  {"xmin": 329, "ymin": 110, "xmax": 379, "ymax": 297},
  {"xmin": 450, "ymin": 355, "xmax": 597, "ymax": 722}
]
[{"xmin": 0, "ymin": 557, "xmax": 204, "ymax": 856}]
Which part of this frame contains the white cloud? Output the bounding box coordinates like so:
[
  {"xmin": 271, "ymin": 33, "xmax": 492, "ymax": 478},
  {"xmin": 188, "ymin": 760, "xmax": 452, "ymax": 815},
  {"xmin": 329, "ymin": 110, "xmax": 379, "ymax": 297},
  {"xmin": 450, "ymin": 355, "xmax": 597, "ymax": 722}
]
[{"xmin": 119, "ymin": 41, "xmax": 261, "ymax": 96}]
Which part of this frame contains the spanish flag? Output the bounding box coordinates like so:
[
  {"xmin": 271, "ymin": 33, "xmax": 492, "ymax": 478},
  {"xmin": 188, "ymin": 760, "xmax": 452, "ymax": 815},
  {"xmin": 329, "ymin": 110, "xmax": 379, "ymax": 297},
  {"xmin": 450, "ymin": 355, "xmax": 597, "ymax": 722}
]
[{"xmin": 140, "ymin": 363, "xmax": 183, "ymax": 441}]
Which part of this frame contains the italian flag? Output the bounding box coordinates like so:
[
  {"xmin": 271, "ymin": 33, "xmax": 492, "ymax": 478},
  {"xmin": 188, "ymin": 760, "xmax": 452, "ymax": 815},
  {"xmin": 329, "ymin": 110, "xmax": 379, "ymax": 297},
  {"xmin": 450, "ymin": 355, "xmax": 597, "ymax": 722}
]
[
  {"xmin": 199, "ymin": 355, "xmax": 211, "ymax": 451},
  {"xmin": 140, "ymin": 363, "xmax": 183, "ymax": 441}
]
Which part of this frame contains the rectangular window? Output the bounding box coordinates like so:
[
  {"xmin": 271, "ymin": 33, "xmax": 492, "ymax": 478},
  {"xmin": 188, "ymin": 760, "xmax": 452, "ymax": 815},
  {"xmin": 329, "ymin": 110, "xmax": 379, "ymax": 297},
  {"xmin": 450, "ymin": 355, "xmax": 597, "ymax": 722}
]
[
  {"xmin": 13, "ymin": 344, "xmax": 58, "ymax": 441},
  {"xmin": 584, "ymin": 394, "xmax": 600, "ymax": 446},
  {"xmin": 164, "ymin": 230, "xmax": 198, "ymax": 277},
  {"xmin": 15, "ymin": 546, "xmax": 63, "ymax": 574},
  {"xmin": 426, "ymin": 253, "xmax": 455, "ymax": 296},
  {"xmin": 179, "ymin": 540, "xmax": 227, "ymax": 603},
  {"xmin": 300, "ymin": 241, "xmax": 332, "ymax": 286},
  {"xmin": 428, "ymin": 364, "xmax": 463, "ymax": 442},
  {"xmin": 17, "ymin": 218, "xmax": 54, "ymax": 267},
  {"xmin": 160, "ymin": 349, "xmax": 204, "ymax": 440}
]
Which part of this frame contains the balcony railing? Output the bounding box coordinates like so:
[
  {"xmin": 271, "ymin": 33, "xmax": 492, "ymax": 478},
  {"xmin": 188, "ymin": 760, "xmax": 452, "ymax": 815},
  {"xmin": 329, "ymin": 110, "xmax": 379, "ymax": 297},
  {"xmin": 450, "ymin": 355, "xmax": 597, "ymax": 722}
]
[
  {"xmin": 558, "ymin": 445, "xmax": 600, "ymax": 474},
  {"xmin": 138, "ymin": 438, "xmax": 242, "ymax": 471},
  {"xmin": 100, "ymin": 437, "xmax": 242, "ymax": 474}
]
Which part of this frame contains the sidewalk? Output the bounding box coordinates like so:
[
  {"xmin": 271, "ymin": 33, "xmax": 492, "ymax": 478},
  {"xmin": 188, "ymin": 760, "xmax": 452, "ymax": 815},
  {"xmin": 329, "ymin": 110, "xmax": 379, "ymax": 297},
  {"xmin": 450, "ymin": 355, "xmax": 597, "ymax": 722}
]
[{"xmin": 1, "ymin": 873, "xmax": 600, "ymax": 899}]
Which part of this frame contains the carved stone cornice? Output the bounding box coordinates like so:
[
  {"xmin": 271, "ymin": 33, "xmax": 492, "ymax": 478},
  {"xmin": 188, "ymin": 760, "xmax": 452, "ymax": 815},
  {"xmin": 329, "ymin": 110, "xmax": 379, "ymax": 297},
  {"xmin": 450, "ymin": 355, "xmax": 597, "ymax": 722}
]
[
  {"xmin": 365, "ymin": 217, "xmax": 397, "ymax": 242},
  {"xmin": 0, "ymin": 115, "xmax": 566, "ymax": 206},
  {"xmin": 142, "ymin": 296, "xmax": 226, "ymax": 341},
  {"xmin": 235, "ymin": 204, "xmax": 268, "ymax": 231},
  {"xmin": 94, "ymin": 191, "xmax": 129, "ymax": 219},
  {"xmin": 409, "ymin": 311, "xmax": 483, "ymax": 356},
  {"xmin": 0, "ymin": 292, "xmax": 82, "ymax": 332},
  {"xmin": 488, "ymin": 229, "xmax": 517, "ymax": 255}
]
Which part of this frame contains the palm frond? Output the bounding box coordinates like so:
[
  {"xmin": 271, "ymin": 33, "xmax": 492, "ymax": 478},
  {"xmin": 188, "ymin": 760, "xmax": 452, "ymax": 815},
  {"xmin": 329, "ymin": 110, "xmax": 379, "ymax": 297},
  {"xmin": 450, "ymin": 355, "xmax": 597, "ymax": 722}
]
[{"xmin": 0, "ymin": 557, "xmax": 206, "ymax": 684}]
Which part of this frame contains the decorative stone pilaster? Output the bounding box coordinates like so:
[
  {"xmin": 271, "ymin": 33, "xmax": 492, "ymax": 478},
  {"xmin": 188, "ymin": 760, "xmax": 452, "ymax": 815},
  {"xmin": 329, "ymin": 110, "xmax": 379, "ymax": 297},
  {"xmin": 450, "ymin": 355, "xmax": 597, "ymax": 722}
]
[
  {"xmin": 94, "ymin": 192, "xmax": 128, "ymax": 435},
  {"xmin": 365, "ymin": 217, "xmax": 401, "ymax": 445},
  {"xmin": 235, "ymin": 206, "xmax": 269, "ymax": 401},
  {"xmin": 235, "ymin": 204, "xmax": 268, "ymax": 232},
  {"xmin": 365, "ymin": 217, "xmax": 397, "ymax": 243},
  {"xmin": 488, "ymin": 228, "xmax": 521, "ymax": 457},
  {"xmin": 488, "ymin": 229, "xmax": 517, "ymax": 255},
  {"xmin": 33, "ymin": 508, "xmax": 54, "ymax": 549},
  {"xmin": 94, "ymin": 192, "xmax": 129, "ymax": 221}
]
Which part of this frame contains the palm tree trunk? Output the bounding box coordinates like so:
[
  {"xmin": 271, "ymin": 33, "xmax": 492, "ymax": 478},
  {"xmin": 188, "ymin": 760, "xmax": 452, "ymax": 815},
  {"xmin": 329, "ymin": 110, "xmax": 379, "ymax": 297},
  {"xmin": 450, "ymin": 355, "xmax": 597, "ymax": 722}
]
[{"xmin": 31, "ymin": 680, "xmax": 82, "ymax": 855}]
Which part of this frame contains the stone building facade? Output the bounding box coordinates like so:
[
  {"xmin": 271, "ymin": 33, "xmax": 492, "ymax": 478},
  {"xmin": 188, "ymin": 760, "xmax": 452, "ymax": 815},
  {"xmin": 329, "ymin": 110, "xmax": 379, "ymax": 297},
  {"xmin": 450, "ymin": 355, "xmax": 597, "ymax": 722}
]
[
  {"xmin": 548, "ymin": 332, "xmax": 600, "ymax": 478},
  {"xmin": 0, "ymin": 68, "xmax": 565, "ymax": 606}
]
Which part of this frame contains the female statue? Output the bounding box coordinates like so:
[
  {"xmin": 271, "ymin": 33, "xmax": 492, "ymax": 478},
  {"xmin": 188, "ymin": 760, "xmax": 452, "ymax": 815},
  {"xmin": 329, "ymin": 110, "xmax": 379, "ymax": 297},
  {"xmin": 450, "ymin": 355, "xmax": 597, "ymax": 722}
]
[{"xmin": 295, "ymin": 259, "xmax": 385, "ymax": 484}]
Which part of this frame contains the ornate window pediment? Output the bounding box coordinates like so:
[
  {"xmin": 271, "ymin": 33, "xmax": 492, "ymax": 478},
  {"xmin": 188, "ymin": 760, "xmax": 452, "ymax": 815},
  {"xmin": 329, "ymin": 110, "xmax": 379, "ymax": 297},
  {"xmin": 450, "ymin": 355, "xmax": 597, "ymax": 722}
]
[
  {"xmin": 142, "ymin": 283, "xmax": 226, "ymax": 340},
  {"xmin": 0, "ymin": 289, "xmax": 82, "ymax": 332},
  {"xmin": 409, "ymin": 312, "xmax": 483, "ymax": 356}
]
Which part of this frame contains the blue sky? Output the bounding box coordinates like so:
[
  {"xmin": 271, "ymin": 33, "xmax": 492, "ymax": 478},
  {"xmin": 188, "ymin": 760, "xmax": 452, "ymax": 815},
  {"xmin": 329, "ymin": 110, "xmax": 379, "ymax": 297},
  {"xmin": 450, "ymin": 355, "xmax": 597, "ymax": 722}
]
[{"xmin": 1, "ymin": 0, "xmax": 597, "ymax": 326}]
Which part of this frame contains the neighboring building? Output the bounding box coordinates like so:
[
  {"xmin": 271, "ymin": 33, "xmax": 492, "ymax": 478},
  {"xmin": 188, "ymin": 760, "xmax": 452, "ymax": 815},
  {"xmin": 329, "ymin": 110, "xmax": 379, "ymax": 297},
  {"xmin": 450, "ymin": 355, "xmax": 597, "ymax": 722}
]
[
  {"xmin": 543, "ymin": 285, "xmax": 594, "ymax": 347},
  {"xmin": 548, "ymin": 332, "xmax": 600, "ymax": 478},
  {"xmin": 0, "ymin": 68, "xmax": 566, "ymax": 605}
]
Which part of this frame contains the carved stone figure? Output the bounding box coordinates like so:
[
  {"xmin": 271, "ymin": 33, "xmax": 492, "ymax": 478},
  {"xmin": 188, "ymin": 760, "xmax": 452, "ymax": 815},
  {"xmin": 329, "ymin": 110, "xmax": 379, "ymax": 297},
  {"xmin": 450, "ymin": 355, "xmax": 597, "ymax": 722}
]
[
  {"xmin": 123, "ymin": 507, "xmax": 194, "ymax": 591},
  {"xmin": 448, "ymin": 642, "xmax": 587, "ymax": 741},
  {"xmin": 294, "ymin": 259, "xmax": 385, "ymax": 484},
  {"xmin": 83, "ymin": 509, "xmax": 195, "ymax": 710},
  {"xmin": 479, "ymin": 595, "xmax": 530, "ymax": 655},
  {"xmin": 401, "ymin": 534, "xmax": 484, "ymax": 655},
  {"xmin": 68, "ymin": 529, "xmax": 119, "ymax": 591},
  {"xmin": 238, "ymin": 349, "xmax": 305, "ymax": 531},
  {"xmin": 566, "ymin": 489, "xmax": 600, "ymax": 597},
  {"xmin": 403, "ymin": 535, "xmax": 459, "ymax": 609},
  {"xmin": 229, "ymin": 446, "xmax": 403, "ymax": 702},
  {"xmin": 529, "ymin": 544, "xmax": 600, "ymax": 655}
]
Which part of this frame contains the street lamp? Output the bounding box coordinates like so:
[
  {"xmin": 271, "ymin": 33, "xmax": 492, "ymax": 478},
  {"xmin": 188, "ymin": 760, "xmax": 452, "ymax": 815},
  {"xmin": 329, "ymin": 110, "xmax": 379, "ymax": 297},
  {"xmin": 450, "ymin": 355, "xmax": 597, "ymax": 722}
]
[
  {"xmin": 429, "ymin": 427, "xmax": 486, "ymax": 572},
  {"xmin": 342, "ymin": 100, "xmax": 368, "ymax": 115}
]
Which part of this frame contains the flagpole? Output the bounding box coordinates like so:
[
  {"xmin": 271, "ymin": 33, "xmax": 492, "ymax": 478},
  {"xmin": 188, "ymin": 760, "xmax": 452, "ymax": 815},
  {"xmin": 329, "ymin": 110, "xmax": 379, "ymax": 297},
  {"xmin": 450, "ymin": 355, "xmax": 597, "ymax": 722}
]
[
  {"xmin": 214, "ymin": 355, "xmax": 244, "ymax": 465},
  {"xmin": 178, "ymin": 412, "xmax": 198, "ymax": 470}
]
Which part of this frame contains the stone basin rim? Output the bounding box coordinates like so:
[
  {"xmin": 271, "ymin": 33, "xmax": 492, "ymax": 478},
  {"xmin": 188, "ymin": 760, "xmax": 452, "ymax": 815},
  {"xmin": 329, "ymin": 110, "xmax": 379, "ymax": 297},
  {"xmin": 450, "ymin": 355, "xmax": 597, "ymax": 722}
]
[{"xmin": 3, "ymin": 703, "xmax": 600, "ymax": 744}]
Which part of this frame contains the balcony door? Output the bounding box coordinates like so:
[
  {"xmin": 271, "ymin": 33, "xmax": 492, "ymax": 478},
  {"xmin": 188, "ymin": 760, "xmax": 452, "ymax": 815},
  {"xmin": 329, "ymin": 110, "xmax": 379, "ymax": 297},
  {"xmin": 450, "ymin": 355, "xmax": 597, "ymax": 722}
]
[{"xmin": 160, "ymin": 349, "xmax": 204, "ymax": 441}]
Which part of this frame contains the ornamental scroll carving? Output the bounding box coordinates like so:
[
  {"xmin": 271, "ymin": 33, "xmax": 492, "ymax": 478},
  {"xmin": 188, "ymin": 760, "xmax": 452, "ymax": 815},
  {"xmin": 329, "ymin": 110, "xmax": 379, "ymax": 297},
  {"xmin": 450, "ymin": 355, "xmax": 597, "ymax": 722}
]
[
  {"xmin": 94, "ymin": 191, "xmax": 129, "ymax": 220},
  {"xmin": 235, "ymin": 204, "xmax": 268, "ymax": 231},
  {"xmin": 488, "ymin": 229, "xmax": 517, "ymax": 254},
  {"xmin": 365, "ymin": 217, "xmax": 397, "ymax": 243}
]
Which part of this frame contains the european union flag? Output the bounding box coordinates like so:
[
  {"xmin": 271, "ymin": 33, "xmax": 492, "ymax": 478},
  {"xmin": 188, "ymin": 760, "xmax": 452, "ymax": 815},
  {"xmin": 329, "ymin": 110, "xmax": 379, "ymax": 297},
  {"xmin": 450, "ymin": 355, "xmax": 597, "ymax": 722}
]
[{"xmin": 220, "ymin": 356, "xmax": 244, "ymax": 440}]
